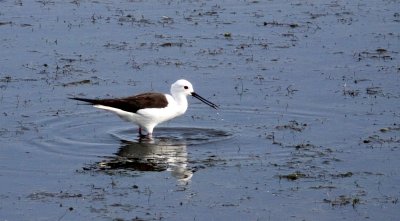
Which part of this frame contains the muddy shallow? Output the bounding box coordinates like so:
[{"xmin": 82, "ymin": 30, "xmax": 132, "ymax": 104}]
[{"xmin": 0, "ymin": 0, "xmax": 399, "ymax": 220}]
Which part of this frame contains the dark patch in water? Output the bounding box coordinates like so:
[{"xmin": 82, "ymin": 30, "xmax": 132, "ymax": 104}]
[{"xmin": 323, "ymin": 195, "xmax": 361, "ymax": 207}]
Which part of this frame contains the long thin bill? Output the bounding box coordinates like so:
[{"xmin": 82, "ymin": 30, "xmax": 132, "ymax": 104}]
[{"xmin": 191, "ymin": 92, "xmax": 219, "ymax": 110}]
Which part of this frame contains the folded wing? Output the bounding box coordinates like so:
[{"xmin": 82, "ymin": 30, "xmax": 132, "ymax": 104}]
[{"xmin": 69, "ymin": 92, "xmax": 168, "ymax": 113}]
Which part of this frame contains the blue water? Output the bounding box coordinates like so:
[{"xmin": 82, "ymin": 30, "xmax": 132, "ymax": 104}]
[{"xmin": 0, "ymin": 0, "xmax": 399, "ymax": 220}]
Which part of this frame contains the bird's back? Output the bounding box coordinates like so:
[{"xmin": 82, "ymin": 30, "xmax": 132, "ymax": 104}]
[{"xmin": 70, "ymin": 92, "xmax": 168, "ymax": 113}]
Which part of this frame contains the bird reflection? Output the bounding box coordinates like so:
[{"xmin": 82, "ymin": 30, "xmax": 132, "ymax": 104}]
[{"xmin": 97, "ymin": 137, "xmax": 193, "ymax": 184}]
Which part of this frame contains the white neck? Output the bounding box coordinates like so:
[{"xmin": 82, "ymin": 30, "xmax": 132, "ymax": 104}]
[
  {"xmin": 170, "ymin": 93, "xmax": 188, "ymax": 115},
  {"xmin": 174, "ymin": 93, "xmax": 188, "ymax": 106}
]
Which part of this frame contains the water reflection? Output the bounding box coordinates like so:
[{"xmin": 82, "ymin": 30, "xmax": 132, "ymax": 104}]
[
  {"xmin": 88, "ymin": 127, "xmax": 232, "ymax": 183},
  {"xmin": 97, "ymin": 138, "xmax": 193, "ymax": 183}
]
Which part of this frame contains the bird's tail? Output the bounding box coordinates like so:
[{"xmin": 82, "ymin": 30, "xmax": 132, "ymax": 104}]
[{"xmin": 69, "ymin": 97, "xmax": 99, "ymax": 105}]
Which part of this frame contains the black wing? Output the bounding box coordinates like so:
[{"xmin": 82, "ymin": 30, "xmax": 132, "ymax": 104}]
[{"xmin": 69, "ymin": 92, "xmax": 168, "ymax": 113}]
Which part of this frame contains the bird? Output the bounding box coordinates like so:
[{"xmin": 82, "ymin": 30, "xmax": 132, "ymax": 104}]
[{"xmin": 70, "ymin": 79, "xmax": 218, "ymax": 137}]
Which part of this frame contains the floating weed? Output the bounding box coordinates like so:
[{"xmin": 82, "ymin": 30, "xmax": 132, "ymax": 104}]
[
  {"xmin": 331, "ymin": 172, "xmax": 353, "ymax": 178},
  {"xmin": 159, "ymin": 42, "xmax": 184, "ymax": 47},
  {"xmin": 362, "ymin": 125, "xmax": 400, "ymax": 148},
  {"xmin": 323, "ymin": 195, "xmax": 361, "ymax": 207},
  {"xmin": 354, "ymin": 48, "xmax": 396, "ymax": 61},
  {"xmin": 342, "ymin": 83, "xmax": 360, "ymax": 97},
  {"xmin": 366, "ymin": 86, "xmax": 383, "ymax": 96},
  {"xmin": 262, "ymin": 21, "xmax": 300, "ymax": 28},
  {"xmin": 379, "ymin": 126, "xmax": 400, "ymax": 133},
  {"xmin": 275, "ymin": 120, "xmax": 307, "ymax": 132},
  {"xmin": 278, "ymin": 171, "xmax": 308, "ymax": 181},
  {"xmin": 61, "ymin": 79, "xmax": 92, "ymax": 87}
]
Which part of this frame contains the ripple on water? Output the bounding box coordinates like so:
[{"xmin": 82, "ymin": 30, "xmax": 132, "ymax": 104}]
[
  {"xmin": 109, "ymin": 127, "xmax": 233, "ymax": 146},
  {"xmin": 30, "ymin": 110, "xmax": 233, "ymax": 161}
]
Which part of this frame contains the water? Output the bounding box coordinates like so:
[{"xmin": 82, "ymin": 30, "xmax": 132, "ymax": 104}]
[{"xmin": 1, "ymin": 0, "xmax": 399, "ymax": 220}]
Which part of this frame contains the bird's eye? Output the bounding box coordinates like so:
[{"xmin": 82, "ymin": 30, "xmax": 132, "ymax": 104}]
[{"xmin": 184, "ymin": 86, "xmax": 189, "ymax": 89}]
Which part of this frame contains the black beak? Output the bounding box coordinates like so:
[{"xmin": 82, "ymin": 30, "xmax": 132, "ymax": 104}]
[{"xmin": 191, "ymin": 92, "xmax": 219, "ymax": 110}]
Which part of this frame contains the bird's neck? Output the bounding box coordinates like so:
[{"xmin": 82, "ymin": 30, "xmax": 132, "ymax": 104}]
[
  {"xmin": 171, "ymin": 93, "xmax": 188, "ymax": 112},
  {"xmin": 174, "ymin": 94, "xmax": 188, "ymax": 106}
]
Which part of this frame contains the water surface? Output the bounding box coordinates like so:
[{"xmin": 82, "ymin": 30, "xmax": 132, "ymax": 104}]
[{"xmin": 0, "ymin": 0, "xmax": 399, "ymax": 220}]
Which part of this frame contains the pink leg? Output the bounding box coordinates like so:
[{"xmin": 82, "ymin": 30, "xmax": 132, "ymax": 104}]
[
  {"xmin": 138, "ymin": 128, "xmax": 152, "ymax": 139},
  {"xmin": 138, "ymin": 127, "xmax": 143, "ymax": 136}
]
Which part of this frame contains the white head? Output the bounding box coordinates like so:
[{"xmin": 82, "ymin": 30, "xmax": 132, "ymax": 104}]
[
  {"xmin": 171, "ymin": 79, "xmax": 194, "ymax": 97},
  {"xmin": 170, "ymin": 79, "xmax": 219, "ymax": 110}
]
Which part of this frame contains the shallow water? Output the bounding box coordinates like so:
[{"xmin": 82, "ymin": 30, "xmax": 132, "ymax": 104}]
[{"xmin": 1, "ymin": 0, "xmax": 399, "ymax": 220}]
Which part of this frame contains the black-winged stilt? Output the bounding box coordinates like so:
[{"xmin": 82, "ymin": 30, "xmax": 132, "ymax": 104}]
[{"xmin": 70, "ymin": 79, "xmax": 218, "ymax": 137}]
